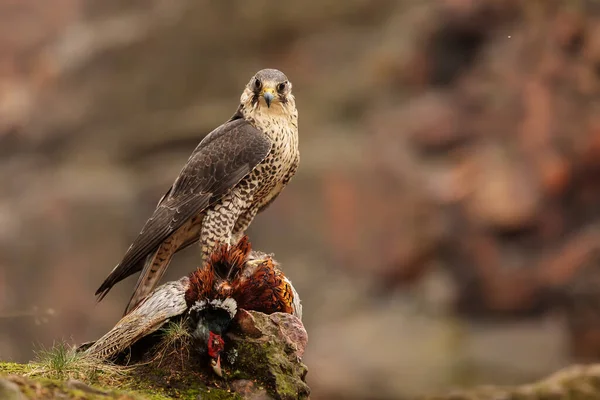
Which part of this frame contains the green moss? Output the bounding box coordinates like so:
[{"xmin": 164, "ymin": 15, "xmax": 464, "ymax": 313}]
[
  {"xmin": 192, "ymin": 388, "xmax": 242, "ymax": 400},
  {"xmin": 0, "ymin": 362, "xmax": 32, "ymax": 376},
  {"xmin": 0, "ymin": 372, "xmax": 134, "ymax": 400},
  {"xmin": 0, "ymin": 361, "xmax": 243, "ymax": 400},
  {"xmin": 228, "ymin": 314, "xmax": 309, "ymax": 400}
]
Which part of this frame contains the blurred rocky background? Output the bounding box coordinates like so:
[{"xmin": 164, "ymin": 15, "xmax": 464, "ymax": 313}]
[{"xmin": 1, "ymin": 0, "xmax": 600, "ymax": 398}]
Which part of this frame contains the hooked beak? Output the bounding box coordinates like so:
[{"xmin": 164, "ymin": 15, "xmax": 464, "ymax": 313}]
[
  {"xmin": 262, "ymin": 88, "xmax": 276, "ymax": 108},
  {"xmin": 211, "ymin": 354, "xmax": 223, "ymax": 377}
]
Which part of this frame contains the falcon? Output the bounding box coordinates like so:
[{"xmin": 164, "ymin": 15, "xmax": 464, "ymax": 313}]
[
  {"xmin": 95, "ymin": 68, "xmax": 299, "ymax": 315},
  {"xmin": 83, "ymin": 236, "xmax": 302, "ymax": 377}
]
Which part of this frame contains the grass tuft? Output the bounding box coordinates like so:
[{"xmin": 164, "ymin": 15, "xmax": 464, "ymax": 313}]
[
  {"xmin": 29, "ymin": 340, "xmax": 130, "ymax": 385},
  {"xmin": 152, "ymin": 318, "xmax": 193, "ymax": 369},
  {"xmin": 32, "ymin": 341, "xmax": 78, "ymax": 379}
]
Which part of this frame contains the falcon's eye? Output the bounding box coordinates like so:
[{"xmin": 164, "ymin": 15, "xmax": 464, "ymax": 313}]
[
  {"xmin": 254, "ymin": 78, "xmax": 261, "ymax": 90},
  {"xmin": 277, "ymin": 82, "xmax": 287, "ymax": 92}
]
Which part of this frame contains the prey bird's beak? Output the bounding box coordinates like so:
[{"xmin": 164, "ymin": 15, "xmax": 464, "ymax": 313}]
[
  {"xmin": 262, "ymin": 87, "xmax": 276, "ymax": 108},
  {"xmin": 211, "ymin": 355, "xmax": 223, "ymax": 377}
]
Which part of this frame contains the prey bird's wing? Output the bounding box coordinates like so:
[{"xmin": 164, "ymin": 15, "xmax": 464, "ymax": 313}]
[
  {"xmin": 95, "ymin": 118, "xmax": 272, "ymax": 300},
  {"xmin": 84, "ymin": 278, "xmax": 190, "ymax": 361}
]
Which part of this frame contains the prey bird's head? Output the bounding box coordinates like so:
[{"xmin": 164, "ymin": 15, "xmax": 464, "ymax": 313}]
[
  {"xmin": 241, "ymin": 68, "xmax": 294, "ymax": 112},
  {"xmin": 188, "ymin": 297, "xmax": 237, "ymax": 378}
]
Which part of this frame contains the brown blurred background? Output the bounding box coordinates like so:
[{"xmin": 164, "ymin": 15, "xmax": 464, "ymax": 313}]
[{"xmin": 2, "ymin": 0, "xmax": 600, "ymax": 398}]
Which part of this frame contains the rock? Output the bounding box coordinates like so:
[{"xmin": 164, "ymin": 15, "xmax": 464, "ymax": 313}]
[
  {"xmin": 422, "ymin": 364, "xmax": 600, "ymax": 400},
  {"xmin": 230, "ymin": 379, "xmax": 272, "ymax": 400},
  {"xmin": 0, "ymin": 378, "xmax": 24, "ymax": 400},
  {"xmin": 228, "ymin": 310, "xmax": 310, "ymax": 400},
  {"xmin": 234, "ymin": 310, "xmax": 265, "ymax": 339},
  {"xmin": 66, "ymin": 379, "xmax": 110, "ymax": 396},
  {"xmin": 268, "ymin": 313, "xmax": 308, "ymax": 360}
]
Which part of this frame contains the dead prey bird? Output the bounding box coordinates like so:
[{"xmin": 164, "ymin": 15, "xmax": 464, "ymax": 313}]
[{"xmin": 83, "ymin": 236, "xmax": 302, "ymax": 376}]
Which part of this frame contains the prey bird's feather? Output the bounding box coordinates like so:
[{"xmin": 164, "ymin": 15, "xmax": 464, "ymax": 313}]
[{"xmin": 86, "ymin": 278, "xmax": 190, "ymax": 360}]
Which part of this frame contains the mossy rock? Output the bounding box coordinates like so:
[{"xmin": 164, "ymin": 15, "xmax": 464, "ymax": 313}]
[
  {"xmin": 0, "ymin": 365, "xmax": 238, "ymax": 400},
  {"xmin": 226, "ymin": 311, "xmax": 309, "ymax": 400},
  {"xmin": 0, "ymin": 311, "xmax": 309, "ymax": 400}
]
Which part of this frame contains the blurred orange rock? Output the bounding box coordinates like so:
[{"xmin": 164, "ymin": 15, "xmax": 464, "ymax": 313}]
[{"xmin": 468, "ymin": 144, "xmax": 542, "ymax": 231}]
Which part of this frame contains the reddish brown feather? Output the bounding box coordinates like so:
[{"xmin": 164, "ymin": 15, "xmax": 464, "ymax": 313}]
[
  {"xmin": 185, "ymin": 265, "xmax": 214, "ymax": 306},
  {"xmin": 208, "ymin": 236, "xmax": 252, "ymax": 280},
  {"xmin": 185, "ymin": 235, "xmax": 295, "ymax": 315},
  {"xmin": 232, "ymin": 258, "xmax": 295, "ymax": 315}
]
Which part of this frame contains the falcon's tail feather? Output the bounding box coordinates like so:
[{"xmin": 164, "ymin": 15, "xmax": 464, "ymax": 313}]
[
  {"xmin": 95, "ymin": 258, "xmax": 146, "ymax": 302},
  {"xmin": 123, "ymin": 246, "xmax": 174, "ymax": 316}
]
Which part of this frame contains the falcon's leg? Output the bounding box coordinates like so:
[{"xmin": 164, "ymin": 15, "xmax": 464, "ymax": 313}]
[
  {"xmin": 200, "ymin": 193, "xmax": 247, "ymax": 261},
  {"xmin": 231, "ymin": 207, "xmax": 259, "ymax": 244}
]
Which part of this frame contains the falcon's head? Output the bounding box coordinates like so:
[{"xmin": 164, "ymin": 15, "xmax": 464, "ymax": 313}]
[{"xmin": 241, "ymin": 68, "xmax": 295, "ymax": 112}]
